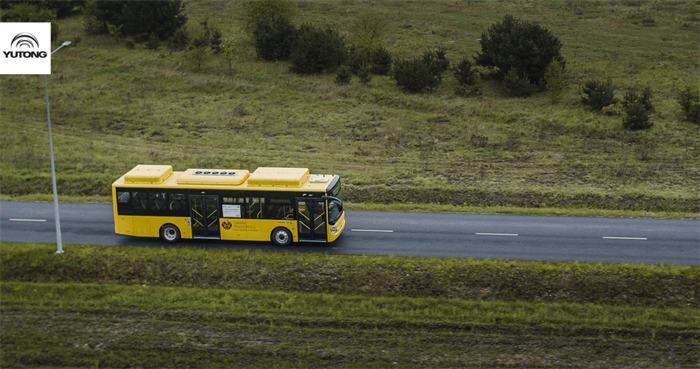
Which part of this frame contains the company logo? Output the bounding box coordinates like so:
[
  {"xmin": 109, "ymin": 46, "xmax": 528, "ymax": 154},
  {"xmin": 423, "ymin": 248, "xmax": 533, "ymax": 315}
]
[
  {"xmin": 0, "ymin": 22, "xmax": 52, "ymax": 75},
  {"xmin": 12, "ymin": 32, "xmax": 40, "ymax": 48},
  {"xmin": 4, "ymin": 32, "xmax": 47, "ymax": 58}
]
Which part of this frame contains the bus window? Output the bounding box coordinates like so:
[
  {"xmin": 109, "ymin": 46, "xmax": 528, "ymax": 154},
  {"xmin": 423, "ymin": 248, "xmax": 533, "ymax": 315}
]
[
  {"xmin": 247, "ymin": 197, "xmax": 265, "ymax": 219},
  {"xmin": 149, "ymin": 192, "xmax": 167, "ymax": 210},
  {"xmin": 267, "ymin": 198, "xmax": 292, "ymax": 219},
  {"xmin": 132, "ymin": 191, "xmax": 148, "ymax": 210},
  {"xmin": 328, "ymin": 199, "xmax": 342, "ymax": 225},
  {"xmin": 169, "ymin": 193, "xmax": 187, "ymax": 212},
  {"xmin": 116, "ymin": 190, "xmax": 132, "ymax": 214}
]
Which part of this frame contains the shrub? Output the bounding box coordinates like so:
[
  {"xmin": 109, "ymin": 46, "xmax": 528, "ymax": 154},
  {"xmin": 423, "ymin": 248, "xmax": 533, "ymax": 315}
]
[
  {"xmin": 242, "ymin": 0, "xmax": 297, "ymax": 39},
  {"xmin": 422, "ymin": 48, "xmax": 450, "ymax": 82},
  {"xmin": 544, "ymin": 59, "xmax": 568, "ymax": 103},
  {"xmin": 252, "ymin": 15, "xmax": 297, "ymax": 61},
  {"xmin": 582, "ymin": 79, "xmax": 617, "ymax": 111},
  {"xmin": 125, "ymin": 38, "xmax": 135, "ymax": 50},
  {"xmin": 346, "ymin": 45, "xmax": 367, "ymax": 74},
  {"xmin": 290, "ymin": 23, "xmax": 346, "ymax": 74},
  {"xmin": 2, "ymin": 2, "xmax": 60, "ymax": 41},
  {"xmin": 622, "ymin": 88, "xmax": 654, "ymax": 130},
  {"xmin": 335, "ymin": 66, "xmax": 352, "ymax": 85},
  {"xmin": 347, "ymin": 11, "xmax": 389, "ymax": 56},
  {"xmin": 146, "ymin": 33, "xmax": 160, "ymax": 50},
  {"xmin": 392, "ymin": 56, "xmax": 440, "ymax": 93},
  {"xmin": 622, "ymin": 101, "xmax": 653, "ymax": 131},
  {"xmin": 166, "ymin": 27, "xmax": 190, "ymax": 52},
  {"xmin": 676, "ymin": 85, "xmax": 700, "ymax": 124},
  {"xmin": 475, "ymin": 15, "xmax": 565, "ymax": 85},
  {"xmin": 357, "ymin": 66, "xmax": 372, "ymax": 85},
  {"xmin": 84, "ymin": 1, "xmax": 187, "ymax": 41},
  {"xmin": 370, "ymin": 46, "xmax": 392, "ymax": 76},
  {"xmin": 503, "ymin": 69, "xmax": 537, "ymax": 97},
  {"xmin": 453, "ymin": 58, "xmax": 478, "ymax": 86}
]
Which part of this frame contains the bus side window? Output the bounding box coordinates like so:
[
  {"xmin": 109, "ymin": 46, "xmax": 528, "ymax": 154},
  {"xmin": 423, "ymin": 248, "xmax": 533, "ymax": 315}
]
[
  {"xmin": 116, "ymin": 190, "xmax": 133, "ymax": 214},
  {"xmin": 149, "ymin": 192, "xmax": 167, "ymax": 210},
  {"xmin": 268, "ymin": 198, "xmax": 292, "ymax": 220},
  {"xmin": 169, "ymin": 193, "xmax": 186, "ymax": 211},
  {"xmin": 247, "ymin": 197, "xmax": 265, "ymax": 219},
  {"xmin": 132, "ymin": 191, "xmax": 148, "ymax": 210}
]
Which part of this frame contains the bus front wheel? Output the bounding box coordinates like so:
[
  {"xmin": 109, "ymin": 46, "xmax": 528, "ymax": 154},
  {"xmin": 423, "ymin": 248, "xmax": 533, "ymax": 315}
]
[
  {"xmin": 271, "ymin": 227, "xmax": 292, "ymax": 246},
  {"xmin": 160, "ymin": 224, "xmax": 181, "ymax": 243}
]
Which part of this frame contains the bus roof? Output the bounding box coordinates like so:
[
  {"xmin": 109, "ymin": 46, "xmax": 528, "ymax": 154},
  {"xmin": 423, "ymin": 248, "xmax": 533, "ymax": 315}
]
[{"xmin": 114, "ymin": 165, "xmax": 337, "ymax": 192}]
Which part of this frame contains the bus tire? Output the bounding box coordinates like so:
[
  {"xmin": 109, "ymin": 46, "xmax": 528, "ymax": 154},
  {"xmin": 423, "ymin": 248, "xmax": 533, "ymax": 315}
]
[
  {"xmin": 160, "ymin": 224, "xmax": 181, "ymax": 243},
  {"xmin": 271, "ymin": 227, "xmax": 292, "ymax": 246}
]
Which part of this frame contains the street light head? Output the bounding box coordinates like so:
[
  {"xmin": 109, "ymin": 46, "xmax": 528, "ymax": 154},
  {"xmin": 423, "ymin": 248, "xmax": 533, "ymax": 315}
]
[{"xmin": 62, "ymin": 41, "xmax": 71, "ymax": 47}]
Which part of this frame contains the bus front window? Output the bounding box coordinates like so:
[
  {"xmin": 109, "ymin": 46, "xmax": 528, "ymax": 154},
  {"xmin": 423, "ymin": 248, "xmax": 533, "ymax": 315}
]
[{"xmin": 328, "ymin": 199, "xmax": 343, "ymax": 225}]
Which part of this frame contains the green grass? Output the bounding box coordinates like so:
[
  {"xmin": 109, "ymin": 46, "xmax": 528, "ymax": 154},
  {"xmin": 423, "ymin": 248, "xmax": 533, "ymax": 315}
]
[
  {"xmin": 3, "ymin": 243, "xmax": 697, "ymax": 307},
  {"xmin": 0, "ymin": 0, "xmax": 698, "ymax": 216},
  {"xmin": 1, "ymin": 242, "xmax": 698, "ymax": 368},
  {"xmin": 1, "ymin": 282, "xmax": 697, "ymax": 368}
]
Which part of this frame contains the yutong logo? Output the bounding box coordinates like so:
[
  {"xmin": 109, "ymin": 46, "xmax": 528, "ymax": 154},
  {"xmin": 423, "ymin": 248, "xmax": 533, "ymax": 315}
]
[
  {"xmin": 0, "ymin": 22, "xmax": 51, "ymax": 75},
  {"xmin": 3, "ymin": 32, "xmax": 47, "ymax": 58}
]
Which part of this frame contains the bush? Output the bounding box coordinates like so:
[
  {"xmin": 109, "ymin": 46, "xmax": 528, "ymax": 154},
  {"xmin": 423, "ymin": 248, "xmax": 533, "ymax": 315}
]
[
  {"xmin": 676, "ymin": 85, "xmax": 700, "ymax": 124},
  {"xmin": 125, "ymin": 38, "xmax": 135, "ymax": 50},
  {"xmin": 290, "ymin": 23, "xmax": 346, "ymax": 74},
  {"xmin": 242, "ymin": 0, "xmax": 297, "ymax": 39},
  {"xmin": 335, "ymin": 65, "xmax": 352, "ymax": 85},
  {"xmin": 622, "ymin": 88, "xmax": 654, "ymax": 130},
  {"xmin": 84, "ymin": 1, "xmax": 187, "ymax": 41},
  {"xmin": 582, "ymin": 79, "xmax": 617, "ymax": 111},
  {"xmin": 166, "ymin": 27, "xmax": 190, "ymax": 52},
  {"xmin": 544, "ymin": 59, "xmax": 567, "ymax": 103},
  {"xmin": 422, "ymin": 48, "xmax": 450, "ymax": 82},
  {"xmin": 2, "ymin": 1, "xmax": 83, "ymax": 19},
  {"xmin": 453, "ymin": 58, "xmax": 478, "ymax": 86},
  {"xmin": 370, "ymin": 46, "xmax": 392, "ymax": 76},
  {"xmin": 392, "ymin": 56, "xmax": 440, "ymax": 93},
  {"xmin": 252, "ymin": 15, "xmax": 297, "ymax": 61},
  {"xmin": 503, "ymin": 69, "xmax": 537, "ymax": 97},
  {"xmin": 2, "ymin": 2, "xmax": 60, "ymax": 41},
  {"xmin": 392, "ymin": 49, "xmax": 449, "ymax": 93},
  {"xmin": 475, "ymin": 15, "xmax": 565, "ymax": 85},
  {"xmin": 357, "ymin": 66, "xmax": 372, "ymax": 85},
  {"xmin": 146, "ymin": 33, "xmax": 160, "ymax": 50}
]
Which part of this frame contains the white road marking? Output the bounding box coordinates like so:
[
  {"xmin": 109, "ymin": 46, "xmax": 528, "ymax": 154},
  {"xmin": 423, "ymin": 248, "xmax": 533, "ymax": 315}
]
[
  {"xmin": 9, "ymin": 218, "xmax": 46, "ymax": 223},
  {"xmin": 476, "ymin": 233, "xmax": 518, "ymax": 237},
  {"xmin": 603, "ymin": 236, "xmax": 648, "ymax": 241},
  {"xmin": 351, "ymin": 229, "xmax": 394, "ymax": 233}
]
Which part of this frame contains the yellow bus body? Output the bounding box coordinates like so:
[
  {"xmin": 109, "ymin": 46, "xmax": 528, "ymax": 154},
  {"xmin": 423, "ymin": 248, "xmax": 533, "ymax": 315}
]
[{"xmin": 112, "ymin": 165, "xmax": 345, "ymax": 245}]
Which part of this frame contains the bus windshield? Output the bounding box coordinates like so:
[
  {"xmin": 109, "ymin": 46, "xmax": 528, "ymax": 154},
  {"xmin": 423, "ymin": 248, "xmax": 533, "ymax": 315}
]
[{"xmin": 328, "ymin": 199, "xmax": 342, "ymax": 225}]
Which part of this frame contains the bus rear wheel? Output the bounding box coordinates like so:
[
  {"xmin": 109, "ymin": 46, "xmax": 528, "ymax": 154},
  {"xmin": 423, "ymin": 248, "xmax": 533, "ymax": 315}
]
[
  {"xmin": 271, "ymin": 227, "xmax": 292, "ymax": 246},
  {"xmin": 160, "ymin": 224, "xmax": 181, "ymax": 243}
]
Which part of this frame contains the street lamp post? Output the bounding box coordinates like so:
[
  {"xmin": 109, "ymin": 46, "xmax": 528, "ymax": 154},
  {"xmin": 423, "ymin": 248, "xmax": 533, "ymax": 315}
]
[{"xmin": 45, "ymin": 40, "xmax": 71, "ymax": 255}]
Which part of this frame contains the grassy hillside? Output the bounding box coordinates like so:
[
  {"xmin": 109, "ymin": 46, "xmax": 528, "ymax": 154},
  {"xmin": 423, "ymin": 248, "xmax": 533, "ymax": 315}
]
[{"xmin": 0, "ymin": 0, "xmax": 698, "ymax": 214}]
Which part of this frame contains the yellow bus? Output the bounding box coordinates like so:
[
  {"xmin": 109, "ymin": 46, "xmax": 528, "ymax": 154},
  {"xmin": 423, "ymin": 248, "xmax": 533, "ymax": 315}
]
[{"xmin": 112, "ymin": 165, "xmax": 345, "ymax": 246}]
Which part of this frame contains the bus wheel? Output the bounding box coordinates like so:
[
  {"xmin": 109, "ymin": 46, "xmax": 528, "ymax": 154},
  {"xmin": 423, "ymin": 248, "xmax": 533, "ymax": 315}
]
[
  {"xmin": 160, "ymin": 224, "xmax": 181, "ymax": 243},
  {"xmin": 271, "ymin": 227, "xmax": 292, "ymax": 246}
]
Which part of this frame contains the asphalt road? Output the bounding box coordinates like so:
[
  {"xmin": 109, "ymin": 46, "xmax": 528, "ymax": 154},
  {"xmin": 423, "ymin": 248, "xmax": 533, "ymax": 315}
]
[{"xmin": 1, "ymin": 201, "xmax": 698, "ymax": 265}]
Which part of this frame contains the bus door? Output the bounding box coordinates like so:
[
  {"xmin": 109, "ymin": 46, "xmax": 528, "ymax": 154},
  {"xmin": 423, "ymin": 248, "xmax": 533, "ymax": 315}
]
[
  {"xmin": 296, "ymin": 198, "xmax": 327, "ymax": 242},
  {"xmin": 190, "ymin": 195, "xmax": 220, "ymax": 239}
]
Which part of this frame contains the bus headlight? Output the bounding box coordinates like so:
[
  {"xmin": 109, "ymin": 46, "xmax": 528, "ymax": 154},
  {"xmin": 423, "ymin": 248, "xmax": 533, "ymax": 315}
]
[{"xmin": 331, "ymin": 226, "xmax": 338, "ymax": 234}]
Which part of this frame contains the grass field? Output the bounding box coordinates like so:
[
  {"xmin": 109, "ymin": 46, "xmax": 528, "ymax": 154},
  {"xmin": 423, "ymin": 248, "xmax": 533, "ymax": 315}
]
[
  {"xmin": 1, "ymin": 243, "xmax": 698, "ymax": 368},
  {"xmin": 0, "ymin": 0, "xmax": 698, "ymax": 215}
]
